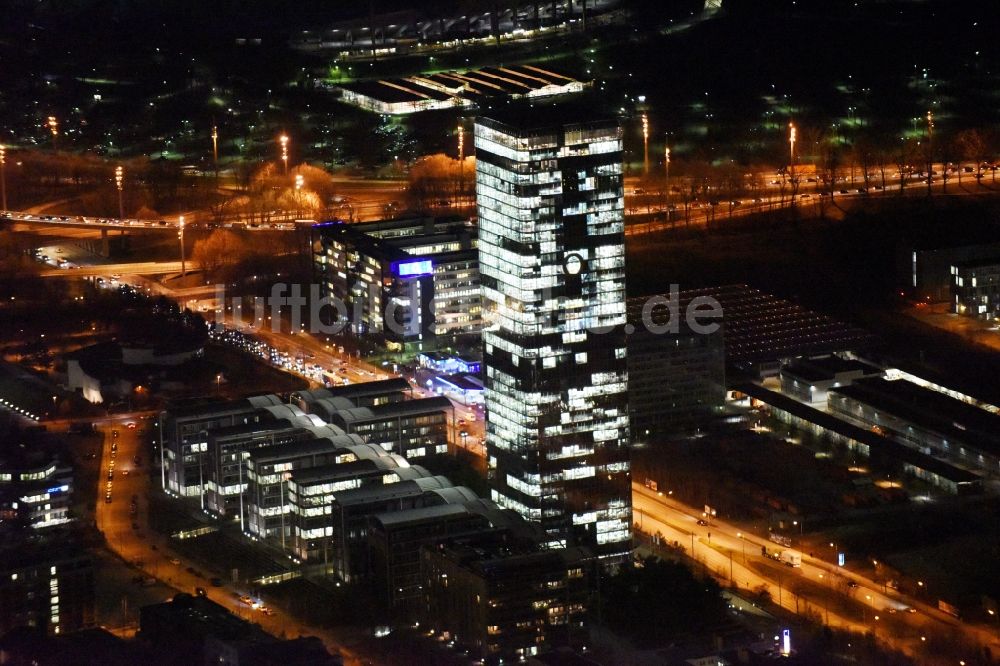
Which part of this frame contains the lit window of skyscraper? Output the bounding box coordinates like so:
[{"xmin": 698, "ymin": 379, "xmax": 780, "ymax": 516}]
[{"xmin": 476, "ymin": 107, "xmax": 632, "ymax": 562}]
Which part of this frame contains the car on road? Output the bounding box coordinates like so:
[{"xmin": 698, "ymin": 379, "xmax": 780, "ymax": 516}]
[
  {"xmin": 195, "ymin": 587, "xmax": 207, "ymax": 597},
  {"xmin": 104, "ymin": 495, "xmax": 112, "ymax": 503},
  {"xmin": 210, "ymin": 577, "xmax": 223, "ymax": 587},
  {"xmin": 126, "ymin": 422, "xmax": 136, "ymax": 429},
  {"xmin": 696, "ymin": 519, "xmax": 709, "ymax": 526},
  {"xmin": 239, "ymin": 595, "xmax": 253, "ymax": 605},
  {"xmin": 846, "ymin": 581, "xmax": 858, "ymax": 588},
  {"xmin": 169, "ymin": 558, "xmax": 181, "ymax": 565}
]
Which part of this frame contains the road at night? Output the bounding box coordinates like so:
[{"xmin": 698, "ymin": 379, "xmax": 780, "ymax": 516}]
[
  {"xmin": 92, "ymin": 417, "xmax": 374, "ymax": 665},
  {"xmin": 632, "ymin": 482, "xmax": 1000, "ymax": 662}
]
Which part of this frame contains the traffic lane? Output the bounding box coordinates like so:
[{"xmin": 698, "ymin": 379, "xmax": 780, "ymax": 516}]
[
  {"xmin": 632, "ymin": 501, "xmax": 866, "ymax": 633},
  {"xmin": 632, "ymin": 498, "xmax": 938, "ymax": 660},
  {"xmin": 632, "ymin": 484, "xmax": 994, "ymax": 650},
  {"xmin": 93, "ymin": 427, "xmax": 369, "ymax": 665},
  {"xmin": 633, "ymin": 486, "xmax": 909, "ymax": 614}
]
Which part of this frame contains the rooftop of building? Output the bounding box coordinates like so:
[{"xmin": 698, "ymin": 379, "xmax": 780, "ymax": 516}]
[
  {"xmin": 313, "ymin": 221, "xmax": 413, "ymax": 262},
  {"xmin": 435, "ymin": 373, "xmax": 484, "ymax": 391},
  {"xmin": 628, "ymin": 285, "xmax": 874, "ymax": 368},
  {"xmin": 292, "ymin": 378, "xmax": 411, "ymax": 404},
  {"xmin": 829, "ymin": 377, "xmax": 1000, "ymax": 456},
  {"xmin": 334, "ymin": 475, "xmax": 454, "ymax": 507},
  {"xmin": 345, "ymin": 214, "xmax": 470, "ymax": 237},
  {"xmin": 0, "ymin": 439, "xmax": 66, "ymax": 476},
  {"xmin": 0, "ymin": 626, "xmax": 141, "ymax": 666},
  {"xmin": 0, "ymin": 535, "xmax": 91, "ymax": 573},
  {"xmin": 371, "ymin": 502, "xmax": 473, "ymax": 529},
  {"xmin": 140, "ymin": 593, "xmax": 271, "ymax": 644},
  {"xmin": 330, "ymin": 395, "xmax": 453, "ymax": 426},
  {"xmin": 428, "ymin": 530, "xmax": 589, "ymax": 577},
  {"xmin": 780, "ymin": 356, "xmax": 884, "ymax": 383},
  {"xmin": 164, "ymin": 394, "xmax": 279, "ymax": 420},
  {"xmin": 953, "ymin": 256, "xmax": 1000, "ymax": 271},
  {"xmin": 476, "ymin": 99, "xmax": 619, "ymax": 137},
  {"xmin": 338, "ymin": 78, "xmax": 454, "ymax": 104},
  {"xmin": 205, "ymin": 422, "xmax": 307, "ymax": 442},
  {"xmin": 288, "ymin": 455, "xmax": 416, "ymax": 485},
  {"xmin": 387, "ymin": 230, "xmax": 475, "ymax": 253},
  {"xmin": 737, "ymin": 382, "xmax": 980, "ymax": 484},
  {"xmin": 247, "ymin": 434, "xmax": 365, "ymax": 465},
  {"xmin": 338, "ymin": 65, "xmax": 582, "ymax": 107}
]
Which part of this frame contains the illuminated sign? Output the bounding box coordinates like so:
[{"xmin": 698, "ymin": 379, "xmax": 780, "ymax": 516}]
[{"xmin": 394, "ymin": 259, "xmax": 433, "ymax": 277}]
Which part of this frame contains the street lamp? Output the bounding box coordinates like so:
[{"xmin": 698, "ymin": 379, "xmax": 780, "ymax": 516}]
[
  {"xmin": 211, "ymin": 124, "xmax": 219, "ymax": 178},
  {"xmin": 0, "ymin": 144, "xmax": 7, "ymax": 211},
  {"xmin": 115, "ymin": 166, "xmax": 124, "ymax": 222},
  {"xmin": 788, "ymin": 122, "xmax": 798, "ymax": 204},
  {"xmin": 788, "ymin": 121, "xmax": 797, "ymax": 168},
  {"xmin": 664, "ymin": 144, "xmax": 671, "ymax": 214},
  {"xmin": 641, "ymin": 113, "xmax": 650, "ymax": 176},
  {"xmin": 925, "ymin": 110, "xmax": 934, "ymax": 194},
  {"xmin": 178, "ymin": 216, "xmax": 186, "ymax": 277},
  {"xmin": 47, "ymin": 116, "xmax": 59, "ymax": 150},
  {"xmin": 278, "ymin": 134, "xmax": 289, "ymax": 175}
]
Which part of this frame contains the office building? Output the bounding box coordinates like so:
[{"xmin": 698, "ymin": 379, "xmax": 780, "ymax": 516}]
[
  {"xmin": 328, "ymin": 476, "xmax": 478, "ymax": 581},
  {"xmin": 160, "ymin": 386, "xmax": 451, "ymax": 510},
  {"xmin": 286, "ymin": 454, "xmax": 429, "ymax": 564},
  {"xmin": 626, "ymin": 295, "xmax": 726, "ymax": 439},
  {"xmin": 779, "ymin": 355, "xmax": 883, "ymax": 404},
  {"xmin": 736, "ymin": 382, "xmax": 981, "ymax": 496},
  {"xmin": 367, "ymin": 497, "xmax": 533, "ymax": 619},
  {"xmin": 420, "ymin": 531, "xmax": 590, "ymax": 662},
  {"xmin": 0, "ymin": 452, "xmax": 73, "ymax": 530},
  {"xmin": 828, "ymin": 377, "xmax": 1000, "ymax": 476},
  {"xmin": 0, "ymin": 542, "xmax": 94, "ymax": 636},
  {"xmin": 312, "ymin": 217, "xmax": 482, "ymax": 349},
  {"xmin": 290, "ymin": 379, "xmax": 412, "ymax": 412},
  {"xmin": 243, "ymin": 435, "xmax": 367, "ymax": 543},
  {"xmin": 325, "ymin": 396, "xmax": 454, "ymax": 459},
  {"xmin": 671, "ymin": 285, "xmax": 875, "ymax": 377},
  {"xmin": 476, "ymin": 107, "xmax": 632, "ymax": 560},
  {"xmin": 903, "ymin": 240, "xmax": 1000, "ymax": 301},
  {"xmin": 159, "ymin": 394, "xmax": 284, "ymax": 497},
  {"xmin": 202, "ymin": 423, "xmax": 319, "ymax": 518},
  {"xmin": 952, "ymin": 257, "xmax": 1000, "ymax": 320},
  {"xmin": 139, "ymin": 593, "xmax": 340, "ymax": 665}
]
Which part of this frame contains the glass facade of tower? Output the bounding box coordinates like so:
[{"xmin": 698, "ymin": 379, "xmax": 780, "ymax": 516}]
[{"xmin": 476, "ymin": 112, "xmax": 632, "ymax": 562}]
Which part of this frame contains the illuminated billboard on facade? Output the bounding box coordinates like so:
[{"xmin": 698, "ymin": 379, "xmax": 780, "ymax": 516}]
[{"xmin": 394, "ymin": 259, "xmax": 434, "ymax": 277}]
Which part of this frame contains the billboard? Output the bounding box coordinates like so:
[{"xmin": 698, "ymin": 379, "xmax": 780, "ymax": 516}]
[{"xmin": 394, "ymin": 259, "xmax": 434, "ymax": 277}]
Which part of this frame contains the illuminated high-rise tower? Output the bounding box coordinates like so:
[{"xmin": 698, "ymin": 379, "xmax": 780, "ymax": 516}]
[{"xmin": 476, "ymin": 108, "xmax": 632, "ymax": 562}]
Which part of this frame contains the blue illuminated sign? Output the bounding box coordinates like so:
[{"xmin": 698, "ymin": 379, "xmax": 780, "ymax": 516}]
[{"xmin": 394, "ymin": 259, "xmax": 434, "ymax": 277}]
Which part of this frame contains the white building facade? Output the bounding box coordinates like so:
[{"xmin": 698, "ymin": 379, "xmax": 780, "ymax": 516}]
[{"xmin": 476, "ymin": 110, "xmax": 632, "ymax": 562}]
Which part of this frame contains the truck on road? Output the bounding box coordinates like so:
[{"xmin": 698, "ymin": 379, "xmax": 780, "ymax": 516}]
[{"xmin": 779, "ymin": 550, "xmax": 802, "ymax": 567}]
